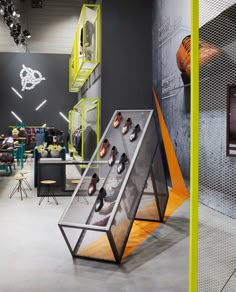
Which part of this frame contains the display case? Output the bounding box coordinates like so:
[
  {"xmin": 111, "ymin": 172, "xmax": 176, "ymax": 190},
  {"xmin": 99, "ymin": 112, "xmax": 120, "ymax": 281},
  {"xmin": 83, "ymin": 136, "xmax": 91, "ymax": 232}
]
[
  {"xmin": 68, "ymin": 98, "xmax": 100, "ymax": 164},
  {"xmin": 69, "ymin": 4, "xmax": 100, "ymax": 92},
  {"xmin": 34, "ymin": 147, "xmax": 66, "ymax": 187},
  {"xmin": 59, "ymin": 110, "xmax": 169, "ymax": 263}
]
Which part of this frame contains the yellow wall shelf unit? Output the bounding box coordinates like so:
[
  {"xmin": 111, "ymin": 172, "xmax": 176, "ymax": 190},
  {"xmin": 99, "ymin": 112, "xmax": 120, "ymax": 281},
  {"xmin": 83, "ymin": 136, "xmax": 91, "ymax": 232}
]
[
  {"xmin": 68, "ymin": 98, "xmax": 100, "ymax": 164},
  {"xmin": 69, "ymin": 4, "xmax": 101, "ymax": 92}
]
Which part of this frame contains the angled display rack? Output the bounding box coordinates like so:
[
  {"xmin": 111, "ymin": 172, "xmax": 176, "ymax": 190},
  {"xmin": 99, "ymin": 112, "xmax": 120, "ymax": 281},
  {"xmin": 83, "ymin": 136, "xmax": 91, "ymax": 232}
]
[
  {"xmin": 69, "ymin": 4, "xmax": 101, "ymax": 92},
  {"xmin": 59, "ymin": 110, "xmax": 168, "ymax": 263}
]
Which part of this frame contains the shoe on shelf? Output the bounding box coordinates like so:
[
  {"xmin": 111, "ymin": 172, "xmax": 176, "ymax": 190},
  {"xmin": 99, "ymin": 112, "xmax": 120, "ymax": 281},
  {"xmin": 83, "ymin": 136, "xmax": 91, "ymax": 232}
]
[
  {"xmin": 88, "ymin": 173, "xmax": 99, "ymax": 196},
  {"xmin": 113, "ymin": 112, "xmax": 123, "ymax": 128},
  {"xmin": 99, "ymin": 138, "xmax": 109, "ymax": 158},
  {"xmin": 108, "ymin": 146, "xmax": 118, "ymax": 166},
  {"xmin": 129, "ymin": 124, "xmax": 141, "ymax": 142},
  {"xmin": 95, "ymin": 187, "xmax": 107, "ymax": 212},
  {"xmin": 122, "ymin": 117, "xmax": 132, "ymax": 135},
  {"xmin": 117, "ymin": 153, "xmax": 129, "ymax": 174}
]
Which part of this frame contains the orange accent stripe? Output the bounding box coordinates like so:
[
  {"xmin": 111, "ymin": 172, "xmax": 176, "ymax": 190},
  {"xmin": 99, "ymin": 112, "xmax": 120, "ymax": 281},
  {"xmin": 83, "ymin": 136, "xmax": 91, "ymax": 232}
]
[{"xmin": 153, "ymin": 88, "xmax": 189, "ymax": 197}]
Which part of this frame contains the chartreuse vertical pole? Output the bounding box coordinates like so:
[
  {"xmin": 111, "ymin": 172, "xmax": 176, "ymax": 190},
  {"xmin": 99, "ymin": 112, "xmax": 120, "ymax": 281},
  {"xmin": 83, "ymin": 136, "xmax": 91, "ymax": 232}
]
[{"xmin": 189, "ymin": 0, "xmax": 199, "ymax": 291}]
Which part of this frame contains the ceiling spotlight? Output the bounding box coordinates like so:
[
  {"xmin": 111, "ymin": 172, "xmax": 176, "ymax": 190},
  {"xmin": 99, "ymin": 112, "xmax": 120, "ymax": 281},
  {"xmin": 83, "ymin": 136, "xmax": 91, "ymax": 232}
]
[
  {"xmin": 23, "ymin": 29, "xmax": 31, "ymax": 39},
  {"xmin": 0, "ymin": 0, "xmax": 31, "ymax": 45},
  {"xmin": 42, "ymin": 123, "xmax": 47, "ymax": 128},
  {"xmin": 20, "ymin": 36, "xmax": 26, "ymax": 44},
  {"xmin": 8, "ymin": 4, "xmax": 16, "ymax": 16}
]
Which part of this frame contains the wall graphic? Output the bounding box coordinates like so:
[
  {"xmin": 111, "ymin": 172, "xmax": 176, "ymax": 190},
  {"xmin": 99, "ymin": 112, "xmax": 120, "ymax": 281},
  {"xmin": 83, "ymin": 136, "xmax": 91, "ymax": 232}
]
[
  {"xmin": 20, "ymin": 64, "xmax": 46, "ymax": 91},
  {"xmin": 152, "ymin": 0, "xmax": 191, "ymax": 181}
]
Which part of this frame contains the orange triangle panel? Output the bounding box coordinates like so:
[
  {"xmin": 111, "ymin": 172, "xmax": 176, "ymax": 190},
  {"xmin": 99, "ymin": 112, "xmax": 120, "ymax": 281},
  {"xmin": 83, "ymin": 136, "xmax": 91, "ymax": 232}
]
[{"xmin": 153, "ymin": 87, "xmax": 189, "ymax": 198}]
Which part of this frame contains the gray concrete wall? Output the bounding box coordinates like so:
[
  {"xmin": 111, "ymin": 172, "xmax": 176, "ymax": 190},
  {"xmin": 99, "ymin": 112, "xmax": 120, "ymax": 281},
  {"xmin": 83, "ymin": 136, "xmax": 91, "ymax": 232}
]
[{"xmin": 152, "ymin": 0, "xmax": 191, "ymax": 181}]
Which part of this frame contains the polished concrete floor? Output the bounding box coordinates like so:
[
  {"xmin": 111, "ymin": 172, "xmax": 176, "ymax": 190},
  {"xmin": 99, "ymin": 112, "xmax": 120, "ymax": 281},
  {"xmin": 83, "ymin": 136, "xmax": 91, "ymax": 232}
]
[{"xmin": 0, "ymin": 164, "xmax": 189, "ymax": 292}]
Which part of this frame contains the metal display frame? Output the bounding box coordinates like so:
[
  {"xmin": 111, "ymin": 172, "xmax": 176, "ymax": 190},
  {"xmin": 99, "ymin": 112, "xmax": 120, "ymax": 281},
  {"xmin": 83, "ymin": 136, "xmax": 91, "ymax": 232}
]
[
  {"xmin": 68, "ymin": 97, "xmax": 100, "ymax": 164},
  {"xmin": 69, "ymin": 4, "xmax": 101, "ymax": 92},
  {"xmin": 59, "ymin": 110, "xmax": 168, "ymax": 264}
]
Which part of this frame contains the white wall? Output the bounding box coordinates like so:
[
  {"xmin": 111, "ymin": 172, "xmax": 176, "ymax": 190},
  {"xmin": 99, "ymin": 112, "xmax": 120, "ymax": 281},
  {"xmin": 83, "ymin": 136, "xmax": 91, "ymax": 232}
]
[{"xmin": 0, "ymin": 0, "xmax": 84, "ymax": 53}]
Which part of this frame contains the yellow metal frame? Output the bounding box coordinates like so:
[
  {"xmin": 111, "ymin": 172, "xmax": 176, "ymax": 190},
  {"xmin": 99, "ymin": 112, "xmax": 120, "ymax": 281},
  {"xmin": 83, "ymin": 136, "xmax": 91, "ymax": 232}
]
[
  {"xmin": 68, "ymin": 98, "xmax": 100, "ymax": 163},
  {"xmin": 69, "ymin": 4, "xmax": 101, "ymax": 92},
  {"xmin": 189, "ymin": 0, "xmax": 199, "ymax": 291}
]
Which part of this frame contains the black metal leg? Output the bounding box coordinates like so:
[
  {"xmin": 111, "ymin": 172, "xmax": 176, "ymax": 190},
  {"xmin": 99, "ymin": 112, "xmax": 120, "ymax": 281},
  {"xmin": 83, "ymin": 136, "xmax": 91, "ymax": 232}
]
[
  {"xmin": 21, "ymin": 183, "xmax": 28, "ymax": 198},
  {"xmin": 38, "ymin": 194, "xmax": 45, "ymax": 205},
  {"xmin": 50, "ymin": 186, "xmax": 58, "ymax": 205},
  {"xmin": 10, "ymin": 182, "xmax": 19, "ymax": 198},
  {"xmin": 38, "ymin": 184, "xmax": 58, "ymax": 205},
  {"xmin": 19, "ymin": 181, "xmax": 23, "ymax": 200},
  {"xmin": 23, "ymin": 179, "xmax": 32, "ymax": 191}
]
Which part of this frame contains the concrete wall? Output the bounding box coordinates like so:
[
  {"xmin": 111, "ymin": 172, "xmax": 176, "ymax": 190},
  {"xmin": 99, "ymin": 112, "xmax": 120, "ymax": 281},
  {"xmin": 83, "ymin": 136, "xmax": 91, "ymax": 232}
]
[{"xmin": 152, "ymin": 0, "xmax": 191, "ymax": 181}]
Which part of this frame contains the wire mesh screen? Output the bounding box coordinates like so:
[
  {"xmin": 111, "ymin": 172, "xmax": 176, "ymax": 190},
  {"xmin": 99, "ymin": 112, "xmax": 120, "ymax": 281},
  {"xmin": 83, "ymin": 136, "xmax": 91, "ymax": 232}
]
[{"xmin": 199, "ymin": 1, "xmax": 236, "ymax": 291}]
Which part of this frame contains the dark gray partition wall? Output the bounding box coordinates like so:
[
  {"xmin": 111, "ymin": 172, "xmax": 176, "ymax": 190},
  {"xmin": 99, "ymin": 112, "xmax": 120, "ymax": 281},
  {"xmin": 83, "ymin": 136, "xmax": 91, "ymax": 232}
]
[
  {"xmin": 0, "ymin": 53, "xmax": 77, "ymax": 136},
  {"xmin": 101, "ymin": 0, "xmax": 152, "ymax": 133},
  {"xmin": 59, "ymin": 110, "xmax": 169, "ymax": 263}
]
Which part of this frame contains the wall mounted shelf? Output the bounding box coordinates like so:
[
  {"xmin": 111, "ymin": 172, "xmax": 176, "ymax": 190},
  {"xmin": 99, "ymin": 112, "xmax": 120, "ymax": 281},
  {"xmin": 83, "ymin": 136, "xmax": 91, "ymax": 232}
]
[{"xmin": 69, "ymin": 4, "xmax": 101, "ymax": 92}]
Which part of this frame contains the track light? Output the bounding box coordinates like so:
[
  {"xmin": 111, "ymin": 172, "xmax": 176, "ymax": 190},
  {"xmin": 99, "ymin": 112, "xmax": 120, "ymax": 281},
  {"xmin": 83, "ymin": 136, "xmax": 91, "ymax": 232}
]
[
  {"xmin": 23, "ymin": 29, "xmax": 31, "ymax": 39},
  {"xmin": 11, "ymin": 111, "xmax": 22, "ymax": 122},
  {"xmin": 35, "ymin": 100, "xmax": 47, "ymax": 111},
  {"xmin": 11, "ymin": 87, "xmax": 23, "ymax": 99},
  {"xmin": 0, "ymin": 0, "xmax": 31, "ymax": 45},
  {"xmin": 59, "ymin": 112, "xmax": 69, "ymax": 123},
  {"xmin": 8, "ymin": 4, "xmax": 15, "ymax": 16}
]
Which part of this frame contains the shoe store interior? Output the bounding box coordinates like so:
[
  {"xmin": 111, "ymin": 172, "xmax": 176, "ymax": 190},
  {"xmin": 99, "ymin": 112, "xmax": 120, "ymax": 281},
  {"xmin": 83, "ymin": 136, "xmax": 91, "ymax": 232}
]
[{"xmin": 0, "ymin": 0, "xmax": 235, "ymax": 291}]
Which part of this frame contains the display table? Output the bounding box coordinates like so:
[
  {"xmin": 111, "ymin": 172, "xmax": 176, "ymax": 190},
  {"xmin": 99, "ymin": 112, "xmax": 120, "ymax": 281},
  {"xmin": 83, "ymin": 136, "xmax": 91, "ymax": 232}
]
[{"xmin": 37, "ymin": 160, "xmax": 89, "ymax": 197}]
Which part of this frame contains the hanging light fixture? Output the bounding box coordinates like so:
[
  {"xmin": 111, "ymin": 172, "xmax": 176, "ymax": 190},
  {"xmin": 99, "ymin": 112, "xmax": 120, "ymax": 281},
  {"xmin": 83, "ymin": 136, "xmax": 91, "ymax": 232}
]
[{"xmin": 0, "ymin": 0, "xmax": 31, "ymax": 45}]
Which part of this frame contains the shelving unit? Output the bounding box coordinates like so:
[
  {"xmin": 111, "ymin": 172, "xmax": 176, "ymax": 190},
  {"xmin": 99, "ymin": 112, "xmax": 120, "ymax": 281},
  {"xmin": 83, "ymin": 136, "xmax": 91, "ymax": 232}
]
[
  {"xmin": 69, "ymin": 4, "xmax": 101, "ymax": 92},
  {"xmin": 68, "ymin": 98, "xmax": 100, "ymax": 164},
  {"xmin": 59, "ymin": 110, "xmax": 169, "ymax": 263}
]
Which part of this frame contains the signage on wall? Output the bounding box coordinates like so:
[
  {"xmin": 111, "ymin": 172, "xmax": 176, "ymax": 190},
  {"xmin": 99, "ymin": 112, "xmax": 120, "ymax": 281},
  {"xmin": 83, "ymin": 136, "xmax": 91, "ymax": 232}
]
[{"xmin": 20, "ymin": 64, "xmax": 46, "ymax": 91}]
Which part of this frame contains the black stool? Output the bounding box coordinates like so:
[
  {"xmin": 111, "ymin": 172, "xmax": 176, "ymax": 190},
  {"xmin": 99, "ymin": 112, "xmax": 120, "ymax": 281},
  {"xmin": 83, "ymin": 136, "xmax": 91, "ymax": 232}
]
[{"xmin": 39, "ymin": 180, "xmax": 58, "ymax": 206}]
